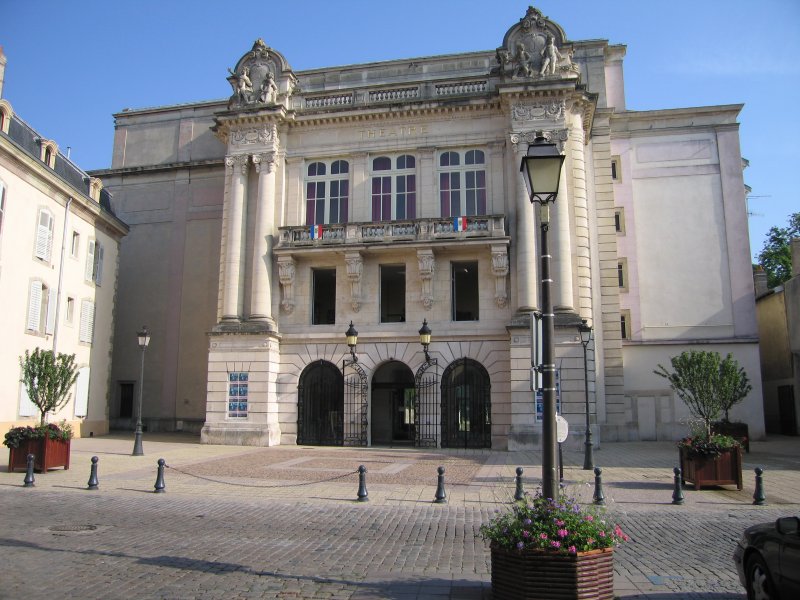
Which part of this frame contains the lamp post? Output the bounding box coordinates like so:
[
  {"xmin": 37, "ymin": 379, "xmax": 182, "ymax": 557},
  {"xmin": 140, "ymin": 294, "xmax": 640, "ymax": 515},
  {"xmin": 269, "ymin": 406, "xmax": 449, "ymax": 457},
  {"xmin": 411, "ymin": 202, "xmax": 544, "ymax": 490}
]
[
  {"xmin": 345, "ymin": 321, "xmax": 359, "ymax": 365},
  {"xmin": 578, "ymin": 319, "xmax": 594, "ymax": 470},
  {"xmin": 132, "ymin": 325, "xmax": 150, "ymax": 456},
  {"xmin": 419, "ymin": 319, "xmax": 432, "ymax": 362},
  {"xmin": 520, "ymin": 139, "xmax": 565, "ymax": 501}
]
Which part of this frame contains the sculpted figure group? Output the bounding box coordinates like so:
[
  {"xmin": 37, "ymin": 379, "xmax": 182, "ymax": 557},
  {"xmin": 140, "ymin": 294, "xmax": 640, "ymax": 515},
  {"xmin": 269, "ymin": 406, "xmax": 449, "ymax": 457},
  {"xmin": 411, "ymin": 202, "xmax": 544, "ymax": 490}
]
[{"xmin": 497, "ymin": 34, "xmax": 570, "ymax": 79}]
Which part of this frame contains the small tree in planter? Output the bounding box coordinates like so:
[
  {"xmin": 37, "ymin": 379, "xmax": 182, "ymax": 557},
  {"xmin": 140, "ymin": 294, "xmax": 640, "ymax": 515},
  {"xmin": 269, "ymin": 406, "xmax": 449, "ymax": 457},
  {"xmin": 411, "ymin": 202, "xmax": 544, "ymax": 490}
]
[{"xmin": 4, "ymin": 349, "xmax": 78, "ymax": 472}]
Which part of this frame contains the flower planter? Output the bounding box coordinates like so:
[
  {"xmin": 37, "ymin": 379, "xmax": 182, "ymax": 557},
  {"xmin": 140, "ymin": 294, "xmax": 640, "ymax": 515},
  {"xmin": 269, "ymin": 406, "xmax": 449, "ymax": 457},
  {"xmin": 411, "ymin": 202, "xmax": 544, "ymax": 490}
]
[
  {"xmin": 490, "ymin": 544, "xmax": 614, "ymax": 600},
  {"xmin": 8, "ymin": 437, "xmax": 71, "ymax": 473},
  {"xmin": 712, "ymin": 421, "xmax": 750, "ymax": 452},
  {"xmin": 679, "ymin": 445, "xmax": 742, "ymax": 490}
]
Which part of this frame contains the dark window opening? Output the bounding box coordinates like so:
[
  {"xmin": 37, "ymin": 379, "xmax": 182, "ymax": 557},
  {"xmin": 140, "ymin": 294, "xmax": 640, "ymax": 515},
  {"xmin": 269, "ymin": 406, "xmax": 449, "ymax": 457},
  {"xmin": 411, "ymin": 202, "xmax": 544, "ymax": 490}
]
[
  {"xmin": 620, "ymin": 315, "xmax": 628, "ymax": 339},
  {"xmin": 452, "ymin": 261, "xmax": 479, "ymax": 321},
  {"xmin": 119, "ymin": 382, "xmax": 134, "ymax": 419},
  {"xmin": 380, "ymin": 265, "xmax": 406, "ymax": 323},
  {"xmin": 313, "ymin": 269, "xmax": 336, "ymax": 325}
]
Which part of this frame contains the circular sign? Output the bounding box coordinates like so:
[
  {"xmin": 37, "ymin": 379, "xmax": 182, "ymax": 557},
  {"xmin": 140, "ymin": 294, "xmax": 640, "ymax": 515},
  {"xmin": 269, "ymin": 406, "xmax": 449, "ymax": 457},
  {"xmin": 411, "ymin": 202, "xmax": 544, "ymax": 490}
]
[{"xmin": 556, "ymin": 415, "xmax": 569, "ymax": 443}]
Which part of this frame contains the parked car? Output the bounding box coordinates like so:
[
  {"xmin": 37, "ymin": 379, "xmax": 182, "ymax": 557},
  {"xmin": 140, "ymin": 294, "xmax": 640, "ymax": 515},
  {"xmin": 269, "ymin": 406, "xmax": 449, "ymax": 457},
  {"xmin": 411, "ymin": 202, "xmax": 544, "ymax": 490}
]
[{"xmin": 733, "ymin": 516, "xmax": 800, "ymax": 599}]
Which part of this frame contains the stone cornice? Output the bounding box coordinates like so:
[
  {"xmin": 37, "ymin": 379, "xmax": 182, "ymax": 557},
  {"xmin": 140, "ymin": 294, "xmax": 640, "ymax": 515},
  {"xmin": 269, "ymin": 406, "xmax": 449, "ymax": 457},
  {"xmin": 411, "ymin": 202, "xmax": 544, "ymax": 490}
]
[{"xmin": 89, "ymin": 158, "xmax": 225, "ymax": 178}]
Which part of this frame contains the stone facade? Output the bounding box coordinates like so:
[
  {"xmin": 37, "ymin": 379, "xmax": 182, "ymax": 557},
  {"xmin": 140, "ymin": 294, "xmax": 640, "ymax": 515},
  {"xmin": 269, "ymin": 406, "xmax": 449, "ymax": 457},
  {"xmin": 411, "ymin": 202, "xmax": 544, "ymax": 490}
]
[{"xmin": 93, "ymin": 7, "xmax": 764, "ymax": 448}]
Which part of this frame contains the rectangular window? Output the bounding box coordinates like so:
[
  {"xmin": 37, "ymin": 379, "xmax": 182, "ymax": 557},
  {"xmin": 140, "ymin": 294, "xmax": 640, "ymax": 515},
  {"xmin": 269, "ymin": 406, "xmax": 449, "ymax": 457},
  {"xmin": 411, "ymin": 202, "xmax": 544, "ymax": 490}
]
[
  {"xmin": 85, "ymin": 240, "xmax": 104, "ymax": 285},
  {"xmin": 371, "ymin": 155, "xmax": 416, "ymax": 221},
  {"xmin": 227, "ymin": 372, "xmax": 249, "ymax": 419},
  {"xmin": 617, "ymin": 258, "xmax": 628, "ymax": 292},
  {"xmin": 26, "ymin": 280, "xmax": 53, "ymax": 334},
  {"xmin": 620, "ymin": 309, "xmax": 632, "ymax": 340},
  {"xmin": 610, "ymin": 155, "xmax": 621, "ymax": 181},
  {"xmin": 74, "ymin": 367, "xmax": 90, "ymax": 417},
  {"xmin": 380, "ymin": 265, "xmax": 406, "ymax": 323},
  {"xmin": 71, "ymin": 231, "xmax": 80, "ymax": 258},
  {"xmin": 34, "ymin": 209, "xmax": 54, "ymax": 262},
  {"xmin": 305, "ymin": 160, "xmax": 349, "ymax": 226},
  {"xmin": 79, "ymin": 299, "xmax": 95, "ymax": 344},
  {"xmin": 614, "ymin": 208, "xmax": 626, "ymax": 234},
  {"xmin": 66, "ymin": 297, "xmax": 75, "ymax": 324},
  {"xmin": 452, "ymin": 261, "xmax": 479, "ymax": 321},
  {"xmin": 312, "ymin": 268, "xmax": 336, "ymax": 325},
  {"xmin": 439, "ymin": 150, "xmax": 486, "ymax": 218}
]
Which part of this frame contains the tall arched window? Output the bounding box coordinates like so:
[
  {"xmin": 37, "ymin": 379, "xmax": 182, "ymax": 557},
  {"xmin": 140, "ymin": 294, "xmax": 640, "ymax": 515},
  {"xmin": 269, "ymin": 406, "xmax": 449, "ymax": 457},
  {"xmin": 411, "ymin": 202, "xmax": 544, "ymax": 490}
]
[
  {"xmin": 305, "ymin": 159, "xmax": 349, "ymax": 226},
  {"xmin": 439, "ymin": 149, "xmax": 486, "ymax": 218},
  {"xmin": 441, "ymin": 358, "xmax": 491, "ymax": 448},
  {"xmin": 371, "ymin": 154, "xmax": 416, "ymax": 221},
  {"xmin": 297, "ymin": 360, "xmax": 344, "ymax": 445}
]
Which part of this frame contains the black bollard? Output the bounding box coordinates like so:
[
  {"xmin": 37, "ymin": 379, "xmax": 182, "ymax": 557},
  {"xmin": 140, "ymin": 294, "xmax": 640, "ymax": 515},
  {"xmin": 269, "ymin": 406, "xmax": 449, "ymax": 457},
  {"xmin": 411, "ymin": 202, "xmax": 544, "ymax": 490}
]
[
  {"xmin": 23, "ymin": 454, "xmax": 35, "ymax": 488},
  {"xmin": 592, "ymin": 466, "xmax": 605, "ymax": 505},
  {"xmin": 434, "ymin": 466, "xmax": 447, "ymax": 504},
  {"xmin": 753, "ymin": 467, "xmax": 766, "ymax": 506},
  {"xmin": 514, "ymin": 467, "xmax": 525, "ymax": 501},
  {"xmin": 154, "ymin": 458, "xmax": 166, "ymax": 493},
  {"xmin": 672, "ymin": 466, "xmax": 685, "ymax": 505},
  {"xmin": 357, "ymin": 465, "xmax": 369, "ymax": 502},
  {"xmin": 87, "ymin": 456, "xmax": 99, "ymax": 490}
]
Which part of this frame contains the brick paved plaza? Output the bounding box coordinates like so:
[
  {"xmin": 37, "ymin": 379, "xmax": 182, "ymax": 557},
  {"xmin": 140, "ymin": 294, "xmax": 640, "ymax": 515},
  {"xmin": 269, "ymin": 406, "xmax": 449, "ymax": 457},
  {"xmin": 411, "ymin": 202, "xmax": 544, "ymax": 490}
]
[{"xmin": 2, "ymin": 434, "xmax": 798, "ymax": 599}]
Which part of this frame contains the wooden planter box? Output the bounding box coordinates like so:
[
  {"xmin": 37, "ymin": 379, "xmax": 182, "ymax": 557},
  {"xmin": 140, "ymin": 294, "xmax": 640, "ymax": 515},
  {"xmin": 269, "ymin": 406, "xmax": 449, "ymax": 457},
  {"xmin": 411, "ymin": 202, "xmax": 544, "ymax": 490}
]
[
  {"xmin": 712, "ymin": 421, "xmax": 750, "ymax": 452},
  {"xmin": 8, "ymin": 437, "xmax": 71, "ymax": 473},
  {"xmin": 679, "ymin": 445, "xmax": 742, "ymax": 490},
  {"xmin": 491, "ymin": 544, "xmax": 614, "ymax": 600}
]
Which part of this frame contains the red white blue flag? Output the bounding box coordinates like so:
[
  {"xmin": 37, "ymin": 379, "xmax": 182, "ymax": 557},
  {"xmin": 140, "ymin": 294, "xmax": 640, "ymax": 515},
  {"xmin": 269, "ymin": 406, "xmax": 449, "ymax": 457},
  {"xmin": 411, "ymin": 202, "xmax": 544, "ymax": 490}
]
[
  {"xmin": 453, "ymin": 216, "xmax": 468, "ymax": 232},
  {"xmin": 310, "ymin": 224, "xmax": 323, "ymax": 239}
]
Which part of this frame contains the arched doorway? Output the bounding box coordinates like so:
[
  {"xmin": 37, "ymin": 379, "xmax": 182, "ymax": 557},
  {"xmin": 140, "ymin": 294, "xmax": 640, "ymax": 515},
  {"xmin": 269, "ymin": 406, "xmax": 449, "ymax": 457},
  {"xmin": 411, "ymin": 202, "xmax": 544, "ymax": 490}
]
[
  {"xmin": 441, "ymin": 358, "xmax": 491, "ymax": 448},
  {"xmin": 371, "ymin": 361, "xmax": 415, "ymax": 445},
  {"xmin": 297, "ymin": 360, "xmax": 344, "ymax": 445}
]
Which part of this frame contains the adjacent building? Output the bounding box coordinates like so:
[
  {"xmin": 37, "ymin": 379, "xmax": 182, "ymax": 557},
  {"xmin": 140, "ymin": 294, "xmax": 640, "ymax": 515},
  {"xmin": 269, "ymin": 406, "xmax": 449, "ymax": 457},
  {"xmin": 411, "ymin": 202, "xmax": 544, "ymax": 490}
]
[
  {"xmin": 93, "ymin": 7, "xmax": 764, "ymax": 449},
  {"xmin": 0, "ymin": 47, "xmax": 128, "ymax": 437}
]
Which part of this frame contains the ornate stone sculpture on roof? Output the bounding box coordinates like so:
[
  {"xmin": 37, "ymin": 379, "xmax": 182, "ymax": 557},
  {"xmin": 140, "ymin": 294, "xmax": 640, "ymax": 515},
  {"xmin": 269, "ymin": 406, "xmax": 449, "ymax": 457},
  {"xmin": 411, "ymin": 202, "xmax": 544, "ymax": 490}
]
[
  {"xmin": 494, "ymin": 6, "xmax": 579, "ymax": 81},
  {"xmin": 226, "ymin": 39, "xmax": 298, "ymax": 110}
]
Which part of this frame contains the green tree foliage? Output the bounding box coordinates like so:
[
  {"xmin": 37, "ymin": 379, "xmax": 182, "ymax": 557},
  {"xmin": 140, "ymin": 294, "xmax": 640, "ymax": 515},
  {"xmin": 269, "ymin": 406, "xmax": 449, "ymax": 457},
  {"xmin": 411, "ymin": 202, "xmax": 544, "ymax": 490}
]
[
  {"xmin": 19, "ymin": 348, "xmax": 79, "ymax": 426},
  {"xmin": 758, "ymin": 212, "xmax": 799, "ymax": 288},
  {"xmin": 654, "ymin": 350, "xmax": 751, "ymax": 437}
]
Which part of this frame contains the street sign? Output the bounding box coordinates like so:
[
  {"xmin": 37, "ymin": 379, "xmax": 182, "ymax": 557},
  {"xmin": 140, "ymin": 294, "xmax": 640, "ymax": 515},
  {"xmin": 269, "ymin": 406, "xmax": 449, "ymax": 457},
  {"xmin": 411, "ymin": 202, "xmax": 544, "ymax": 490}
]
[{"xmin": 556, "ymin": 414, "xmax": 569, "ymax": 443}]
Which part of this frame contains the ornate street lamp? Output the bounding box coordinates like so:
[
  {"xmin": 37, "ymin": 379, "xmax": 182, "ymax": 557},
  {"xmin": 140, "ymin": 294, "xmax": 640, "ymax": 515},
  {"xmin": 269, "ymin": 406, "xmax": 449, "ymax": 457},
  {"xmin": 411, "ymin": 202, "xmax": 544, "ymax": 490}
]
[
  {"xmin": 577, "ymin": 319, "xmax": 594, "ymax": 470},
  {"xmin": 520, "ymin": 139, "xmax": 565, "ymax": 500},
  {"xmin": 419, "ymin": 319, "xmax": 432, "ymax": 362},
  {"xmin": 132, "ymin": 325, "xmax": 151, "ymax": 456},
  {"xmin": 345, "ymin": 321, "xmax": 359, "ymax": 363}
]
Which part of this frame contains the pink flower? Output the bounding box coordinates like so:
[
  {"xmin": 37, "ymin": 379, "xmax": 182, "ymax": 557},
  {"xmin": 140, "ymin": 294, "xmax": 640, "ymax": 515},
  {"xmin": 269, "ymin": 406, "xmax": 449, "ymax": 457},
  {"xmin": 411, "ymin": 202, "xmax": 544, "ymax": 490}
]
[
  {"xmin": 557, "ymin": 528, "xmax": 569, "ymax": 538},
  {"xmin": 587, "ymin": 538, "xmax": 595, "ymax": 545},
  {"xmin": 539, "ymin": 533, "xmax": 548, "ymax": 540},
  {"xmin": 522, "ymin": 530, "xmax": 531, "ymax": 538},
  {"xmin": 585, "ymin": 515, "xmax": 594, "ymax": 522},
  {"xmin": 599, "ymin": 531, "xmax": 606, "ymax": 538},
  {"xmin": 550, "ymin": 540, "xmax": 561, "ymax": 548},
  {"xmin": 568, "ymin": 545, "xmax": 577, "ymax": 554},
  {"xmin": 555, "ymin": 519, "xmax": 565, "ymax": 526}
]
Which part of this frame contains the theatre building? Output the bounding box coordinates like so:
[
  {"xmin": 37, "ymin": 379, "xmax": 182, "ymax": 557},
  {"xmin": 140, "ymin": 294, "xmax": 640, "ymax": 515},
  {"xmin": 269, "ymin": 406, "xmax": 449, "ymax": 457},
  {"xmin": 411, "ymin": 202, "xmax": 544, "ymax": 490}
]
[{"xmin": 94, "ymin": 7, "xmax": 764, "ymax": 449}]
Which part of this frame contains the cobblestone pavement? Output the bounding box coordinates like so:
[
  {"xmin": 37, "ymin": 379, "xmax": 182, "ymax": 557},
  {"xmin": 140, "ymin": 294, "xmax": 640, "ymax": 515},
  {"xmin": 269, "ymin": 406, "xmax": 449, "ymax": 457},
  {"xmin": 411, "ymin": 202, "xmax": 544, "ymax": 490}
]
[{"xmin": 1, "ymin": 433, "xmax": 798, "ymax": 599}]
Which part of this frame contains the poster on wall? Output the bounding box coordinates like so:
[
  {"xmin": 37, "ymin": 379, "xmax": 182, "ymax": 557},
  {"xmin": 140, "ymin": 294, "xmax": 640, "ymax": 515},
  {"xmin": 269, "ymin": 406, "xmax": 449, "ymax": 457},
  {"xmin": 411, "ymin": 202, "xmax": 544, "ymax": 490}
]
[{"xmin": 535, "ymin": 369, "xmax": 561, "ymax": 422}]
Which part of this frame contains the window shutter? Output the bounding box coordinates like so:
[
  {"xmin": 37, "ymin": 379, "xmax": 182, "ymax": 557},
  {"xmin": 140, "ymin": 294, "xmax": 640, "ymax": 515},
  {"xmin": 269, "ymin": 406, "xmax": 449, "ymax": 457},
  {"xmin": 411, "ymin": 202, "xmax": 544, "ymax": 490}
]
[
  {"xmin": 74, "ymin": 367, "xmax": 90, "ymax": 417},
  {"xmin": 35, "ymin": 211, "xmax": 53, "ymax": 261},
  {"xmin": 85, "ymin": 240, "xmax": 95, "ymax": 281},
  {"xmin": 27, "ymin": 280, "xmax": 42, "ymax": 331},
  {"xmin": 95, "ymin": 243, "xmax": 104, "ymax": 285},
  {"xmin": 45, "ymin": 287, "xmax": 56, "ymax": 334},
  {"xmin": 19, "ymin": 381, "xmax": 38, "ymax": 417},
  {"xmin": 80, "ymin": 300, "xmax": 95, "ymax": 343}
]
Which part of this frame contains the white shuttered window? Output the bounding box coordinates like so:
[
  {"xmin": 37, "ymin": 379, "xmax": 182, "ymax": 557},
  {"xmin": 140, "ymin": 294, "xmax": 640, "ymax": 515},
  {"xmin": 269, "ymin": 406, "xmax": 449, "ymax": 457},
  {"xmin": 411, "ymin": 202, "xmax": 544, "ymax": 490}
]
[
  {"xmin": 35, "ymin": 209, "xmax": 54, "ymax": 261},
  {"xmin": 19, "ymin": 381, "xmax": 37, "ymax": 417},
  {"xmin": 85, "ymin": 240, "xmax": 104, "ymax": 285},
  {"xmin": 26, "ymin": 280, "xmax": 51, "ymax": 334},
  {"xmin": 74, "ymin": 367, "xmax": 90, "ymax": 417},
  {"xmin": 79, "ymin": 300, "xmax": 95, "ymax": 344}
]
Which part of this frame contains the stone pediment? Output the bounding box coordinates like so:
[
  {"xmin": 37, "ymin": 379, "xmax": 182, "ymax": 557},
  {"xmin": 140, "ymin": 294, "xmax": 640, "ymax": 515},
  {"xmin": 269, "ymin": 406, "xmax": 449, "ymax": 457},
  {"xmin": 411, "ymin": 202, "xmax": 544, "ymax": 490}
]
[
  {"xmin": 494, "ymin": 6, "xmax": 579, "ymax": 81},
  {"xmin": 226, "ymin": 39, "xmax": 298, "ymax": 111}
]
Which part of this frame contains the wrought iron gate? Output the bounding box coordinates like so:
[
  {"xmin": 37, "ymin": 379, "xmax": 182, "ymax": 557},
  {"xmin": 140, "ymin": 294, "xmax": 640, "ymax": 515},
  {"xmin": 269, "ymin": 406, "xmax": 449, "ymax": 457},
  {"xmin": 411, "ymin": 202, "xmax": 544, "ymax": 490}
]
[
  {"xmin": 414, "ymin": 358, "xmax": 439, "ymax": 448},
  {"xmin": 297, "ymin": 360, "xmax": 343, "ymax": 446},
  {"xmin": 441, "ymin": 358, "xmax": 491, "ymax": 449},
  {"xmin": 343, "ymin": 360, "xmax": 368, "ymax": 446}
]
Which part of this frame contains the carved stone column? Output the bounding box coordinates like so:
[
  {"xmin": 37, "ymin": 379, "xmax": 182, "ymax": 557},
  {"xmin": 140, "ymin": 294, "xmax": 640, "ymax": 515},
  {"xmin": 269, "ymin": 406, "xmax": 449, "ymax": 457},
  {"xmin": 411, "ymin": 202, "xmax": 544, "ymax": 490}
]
[
  {"xmin": 277, "ymin": 256, "xmax": 296, "ymax": 314},
  {"xmin": 567, "ymin": 108, "xmax": 592, "ymax": 318},
  {"xmin": 221, "ymin": 154, "xmax": 249, "ymax": 321},
  {"xmin": 491, "ymin": 244, "xmax": 509, "ymax": 308},
  {"xmin": 553, "ymin": 148, "xmax": 574, "ymax": 311},
  {"xmin": 417, "ymin": 248, "xmax": 435, "ymax": 309},
  {"xmin": 510, "ymin": 138, "xmax": 538, "ymax": 311},
  {"xmin": 345, "ymin": 251, "xmax": 363, "ymax": 311},
  {"xmin": 249, "ymin": 152, "xmax": 278, "ymax": 325}
]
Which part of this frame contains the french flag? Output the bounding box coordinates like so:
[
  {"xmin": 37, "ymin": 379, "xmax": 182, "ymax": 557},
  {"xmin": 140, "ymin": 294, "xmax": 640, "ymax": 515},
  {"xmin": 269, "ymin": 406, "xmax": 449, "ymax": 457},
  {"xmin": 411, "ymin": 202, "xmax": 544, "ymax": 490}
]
[
  {"xmin": 453, "ymin": 216, "xmax": 468, "ymax": 232},
  {"xmin": 310, "ymin": 224, "xmax": 323, "ymax": 239}
]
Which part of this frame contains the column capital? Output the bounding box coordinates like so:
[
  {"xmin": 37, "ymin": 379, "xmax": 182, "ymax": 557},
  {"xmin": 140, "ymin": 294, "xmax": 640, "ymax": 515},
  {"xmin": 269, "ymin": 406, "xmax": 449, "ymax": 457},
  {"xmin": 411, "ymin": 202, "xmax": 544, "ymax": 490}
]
[
  {"xmin": 225, "ymin": 154, "xmax": 250, "ymax": 175},
  {"xmin": 510, "ymin": 129, "xmax": 568, "ymax": 154},
  {"xmin": 253, "ymin": 152, "xmax": 280, "ymax": 174}
]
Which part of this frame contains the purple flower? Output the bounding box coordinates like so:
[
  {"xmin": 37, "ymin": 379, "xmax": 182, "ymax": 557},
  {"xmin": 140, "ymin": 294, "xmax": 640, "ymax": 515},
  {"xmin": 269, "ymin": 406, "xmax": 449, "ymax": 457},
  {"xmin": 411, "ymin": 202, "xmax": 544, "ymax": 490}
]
[
  {"xmin": 517, "ymin": 541, "xmax": 525, "ymax": 550},
  {"xmin": 568, "ymin": 545, "xmax": 577, "ymax": 554},
  {"xmin": 523, "ymin": 518, "xmax": 532, "ymax": 526}
]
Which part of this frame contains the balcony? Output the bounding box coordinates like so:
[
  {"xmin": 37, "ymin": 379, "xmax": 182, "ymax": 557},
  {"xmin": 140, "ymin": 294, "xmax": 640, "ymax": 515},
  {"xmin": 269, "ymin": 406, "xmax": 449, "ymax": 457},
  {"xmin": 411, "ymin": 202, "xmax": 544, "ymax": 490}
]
[{"xmin": 277, "ymin": 215, "xmax": 507, "ymax": 250}]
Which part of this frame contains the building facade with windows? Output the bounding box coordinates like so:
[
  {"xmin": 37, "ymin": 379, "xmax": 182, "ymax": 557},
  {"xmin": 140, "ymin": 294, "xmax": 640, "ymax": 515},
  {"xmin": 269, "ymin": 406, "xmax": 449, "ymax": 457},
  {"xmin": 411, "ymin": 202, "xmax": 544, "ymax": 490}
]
[
  {"xmin": 0, "ymin": 48, "xmax": 128, "ymax": 436},
  {"xmin": 94, "ymin": 7, "xmax": 764, "ymax": 448}
]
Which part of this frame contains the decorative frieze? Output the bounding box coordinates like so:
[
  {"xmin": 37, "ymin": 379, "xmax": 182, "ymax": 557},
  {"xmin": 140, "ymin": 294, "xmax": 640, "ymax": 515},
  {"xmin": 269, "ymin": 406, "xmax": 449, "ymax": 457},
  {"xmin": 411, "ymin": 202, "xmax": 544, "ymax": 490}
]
[
  {"xmin": 491, "ymin": 245, "xmax": 510, "ymax": 308},
  {"xmin": 277, "ymin": 256, "xmax": 296, "ymax": 313},
  {"xmin": 512, "ymin": 100, "xmax": 566, "ymax": 123},
  {"xmin": 417, "ymin": 249, "xmax": 436, "ymax": 309},
  {"xmin": 230, "ymin": 125, "xmax": 276, "ymax": 148},
  {"xmin": 345, "ymin": 252, "xmax": 363, "ymax": 312}
]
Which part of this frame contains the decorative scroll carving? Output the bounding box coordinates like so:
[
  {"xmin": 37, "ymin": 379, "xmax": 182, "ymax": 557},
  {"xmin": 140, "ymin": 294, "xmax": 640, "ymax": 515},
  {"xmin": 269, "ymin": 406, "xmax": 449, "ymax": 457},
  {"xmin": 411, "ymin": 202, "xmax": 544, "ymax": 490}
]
[
  {"xmin": 345, "ymin": 252, "xmax": 363, "ymax": 312},
  {"xmin": 252, "ymin": 152, "xmax": 278, "ymax": 174},
  {"xmin": 491, "ymin": 245, "xmax": 510, "ymax": 308},
  {"xmin": 510, "ymin": 128, "xmax": 569, "ymax": 154},
  {"xmin": 277, "ymin": 256, "xmax": 296, "ymax": 313},
  {"xmin": 230, "ymin": 125, "xmax": 276, "ymax": 148},
  {"xmin": 225, "ymin": 154, "xmax": 250, "ymax": 175},
  {"xmin": 417, "ymin": 249, "xmax": 436, "ymax": 310},
  {"xmin": 512, "ymin": 100, "xmax": 566, "ymax": 123}
]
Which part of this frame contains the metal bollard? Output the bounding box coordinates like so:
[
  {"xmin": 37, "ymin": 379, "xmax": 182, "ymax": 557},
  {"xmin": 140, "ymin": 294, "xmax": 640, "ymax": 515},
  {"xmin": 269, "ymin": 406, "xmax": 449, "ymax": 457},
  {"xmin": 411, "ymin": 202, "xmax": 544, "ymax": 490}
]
[
  {"xmin": 592, "ymin": 467, "xmax": 605, "ymax": 505},
  {"xmin": 514, "ymin": 467, "xmax": 525, "ymax": 501},
  {"xmin": 87, "ymin": 456, "xmax": 99, "ymax": 490},
  {"xmin": 753, "ymin": 467, "xmax": 766, "ymax": 506},
  {"xmin": 672, "ymin": 466, "xmax": 685, "ymax": 505},
  {"xmin": 357, "ymin": 465, "xmax": 369, "ymax": 502},
  {"xmin": 154, "ymin": 458, "xmax": 166, "ymax": 493},
  {"xmin": 23, "ymin": 454, "xmax": 35, "ymax": 488},
  {"xmin": 434, "ymin": 466, "xmax": 447, "ymax": 504}
]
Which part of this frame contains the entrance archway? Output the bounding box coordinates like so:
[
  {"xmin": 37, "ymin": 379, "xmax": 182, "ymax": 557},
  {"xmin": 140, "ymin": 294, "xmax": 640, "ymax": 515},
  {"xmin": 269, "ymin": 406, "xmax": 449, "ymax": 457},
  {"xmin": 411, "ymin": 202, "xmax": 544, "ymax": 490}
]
[
  {"xmin": 297, "ymin": 360, "xmax": 344, "ymax": 445},
  {"xmin": 371, "ymin": 361, "xmax": 415, "ymax": 445},
  {"xmin": 441, "ymin": 358, "xmax": 491, "ymax": 448}
]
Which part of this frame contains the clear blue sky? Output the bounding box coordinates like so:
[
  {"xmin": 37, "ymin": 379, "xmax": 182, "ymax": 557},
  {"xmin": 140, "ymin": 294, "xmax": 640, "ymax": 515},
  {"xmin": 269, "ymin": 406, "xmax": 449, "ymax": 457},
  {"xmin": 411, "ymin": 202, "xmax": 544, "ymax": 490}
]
[{"xmin": 2, "ymin": 0, "xmax": 798, "ymax": 258}]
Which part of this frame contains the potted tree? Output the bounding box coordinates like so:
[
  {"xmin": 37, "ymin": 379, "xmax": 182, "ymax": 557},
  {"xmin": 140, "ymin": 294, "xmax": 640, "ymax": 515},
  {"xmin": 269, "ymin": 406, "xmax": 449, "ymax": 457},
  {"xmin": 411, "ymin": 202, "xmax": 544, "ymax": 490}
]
[
  {"xmin": 712, "ymin": 355, "xmax": 752, "ymax": 452},
  {"xmin": 654, "ymin": 350, "xmax": 745, "ymax": 490},
  {"xmin": 480, "ymin": 491, "xmax": 628, "ymax": 600},
  {"xmin": 4, "ymin": 348, "xmax": 78, "ymax": 472}
]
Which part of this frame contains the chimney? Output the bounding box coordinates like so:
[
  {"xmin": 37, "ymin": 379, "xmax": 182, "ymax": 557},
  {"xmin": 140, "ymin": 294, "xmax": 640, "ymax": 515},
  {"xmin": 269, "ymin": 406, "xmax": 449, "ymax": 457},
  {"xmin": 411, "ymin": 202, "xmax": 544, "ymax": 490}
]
[
  {"xmin": 753, "ymin": 269, "xmax": 768, "ymax": 297},
  {"xmin": 792, "ymin": 237, "xmax": 800, "ymax": 279},
  {"xmin": 0, "ymin": 46, "xmax": 6, "ymax": 98}
]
